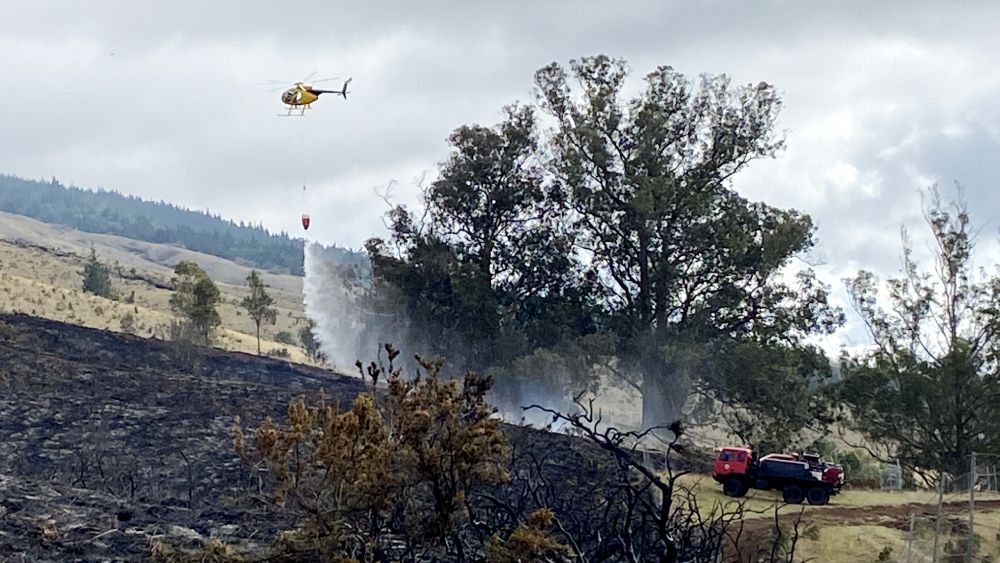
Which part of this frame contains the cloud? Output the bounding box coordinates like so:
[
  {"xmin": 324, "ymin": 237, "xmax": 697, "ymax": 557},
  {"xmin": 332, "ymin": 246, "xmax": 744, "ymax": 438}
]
[{"xmin": 3, "ymin": 1, "xmax": 1000, "ymax": 349}]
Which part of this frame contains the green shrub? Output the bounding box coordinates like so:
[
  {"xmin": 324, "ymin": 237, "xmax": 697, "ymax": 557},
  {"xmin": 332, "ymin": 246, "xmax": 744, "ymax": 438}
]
[{"xmin": 274, "ymin": 331, "xmax": 296, "ymax": 346}]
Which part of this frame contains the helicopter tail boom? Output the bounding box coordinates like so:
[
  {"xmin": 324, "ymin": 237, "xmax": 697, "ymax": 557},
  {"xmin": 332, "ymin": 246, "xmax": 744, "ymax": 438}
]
[{"xmin": 314, "ymin": 78, "xmax": 352, "ymax": 99}]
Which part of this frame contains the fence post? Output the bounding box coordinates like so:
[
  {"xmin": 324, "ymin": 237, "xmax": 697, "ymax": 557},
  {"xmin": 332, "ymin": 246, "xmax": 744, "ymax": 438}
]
[
  {"xmin": 967, "ymin": 451, "xmax": 977, "ymax": 562},
  {"xmin": 906, "ymin": 512, "xmax": 915, "ymax": 563},
  {"xmin": 933, "ymin": 475, "xmax": 943, "ymax": 563}
]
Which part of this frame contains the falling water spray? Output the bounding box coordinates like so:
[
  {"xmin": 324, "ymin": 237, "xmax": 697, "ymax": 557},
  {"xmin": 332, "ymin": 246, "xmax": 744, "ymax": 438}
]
[{"xmin": 302, "ymin": 242, "xmax": 365, "ymax": 372}]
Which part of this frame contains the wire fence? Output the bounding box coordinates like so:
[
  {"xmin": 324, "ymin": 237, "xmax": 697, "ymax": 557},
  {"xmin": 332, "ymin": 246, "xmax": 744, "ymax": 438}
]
[{"xmin": 886, "ymin": 454, "xmax": 1000, "ymax": 562}]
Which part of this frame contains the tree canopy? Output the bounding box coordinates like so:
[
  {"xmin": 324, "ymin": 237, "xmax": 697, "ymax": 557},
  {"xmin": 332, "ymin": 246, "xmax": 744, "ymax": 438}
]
[
  {"xmin": 81, "ymin": 247, "xmax": 114, "ymax": 299},
  {"xmin": 354, "ymin": 55, "xmax": 842, "ymax": 447},
  {"xmin": 169, "ymin": 260, "xmax": 222, "ymax": 344},
  {"xmin": 534, "ymin": 55, "xmax": 843, "ymax": 432},
  {"xmin": 837, "ymin": 189, "xmax": 1000, "ymax": 478},
  {"xmin": 241, "ymin": 270, "xmax": 277, "ymax": 355},
  {"xmin": 362, "ymin": 104, "xmax": 602, "ymax": 407}
]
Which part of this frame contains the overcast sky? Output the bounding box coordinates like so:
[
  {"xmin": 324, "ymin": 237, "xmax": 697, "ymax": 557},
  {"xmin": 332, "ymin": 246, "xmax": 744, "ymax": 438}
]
[{"xmin": 3, "ymin": 1, "xmax": 1000, "ymax": 349}]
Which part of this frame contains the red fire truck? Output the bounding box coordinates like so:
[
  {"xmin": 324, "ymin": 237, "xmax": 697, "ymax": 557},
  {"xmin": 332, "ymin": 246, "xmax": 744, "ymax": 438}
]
[{"xmin": 713, "ymin": 446, "xmax": 844, "ymax": 505}]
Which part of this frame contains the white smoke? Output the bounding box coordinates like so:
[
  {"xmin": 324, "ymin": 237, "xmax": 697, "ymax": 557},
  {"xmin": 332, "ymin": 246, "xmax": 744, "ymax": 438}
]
[{"xmin": 301, "ymin": 242, "xmax": 642, "ymax": 433}]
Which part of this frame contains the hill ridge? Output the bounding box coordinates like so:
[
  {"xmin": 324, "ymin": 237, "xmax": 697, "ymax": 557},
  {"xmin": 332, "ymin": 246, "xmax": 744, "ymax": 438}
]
[{"xmin": 0, "ymin": 173, "xmax": 366, "ymax": 275}]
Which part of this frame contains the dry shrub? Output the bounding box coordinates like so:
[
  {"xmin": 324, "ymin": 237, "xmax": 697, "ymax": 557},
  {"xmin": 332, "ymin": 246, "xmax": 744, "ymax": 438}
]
[
  {"xmin": 232, "ymin": 346, "xmax": 512, "ymax": 561},
  {"xmin": 120, "ymin": 312, "xmax": 136, "ymax": 334},
  {"xmin": 0, "ymin": 319, "xmax": 15, "ymax": 340},
  {"xmin": 268, "ymin": 347, "xmax": 290, "ymax": 358},
  {"xmin": 161, "ymin": 318, "xmax": 198, "ymax": 343},
  {"xmin": 150, "ymin": 538, "xmax": 251, "ymax": 562},
  {"xmin": 487, "ymin": 508, "xmax": 572, "ymax": 563},
  {"xmin": 159, "ymin": 319, "xmax": 204, "ymax": 369}
]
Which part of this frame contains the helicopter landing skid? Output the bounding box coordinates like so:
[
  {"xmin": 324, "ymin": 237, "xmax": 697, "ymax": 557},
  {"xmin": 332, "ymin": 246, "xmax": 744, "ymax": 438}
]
[{"xmin": 278, "ymin": 105, "xmax": 310, "ymax": 117}]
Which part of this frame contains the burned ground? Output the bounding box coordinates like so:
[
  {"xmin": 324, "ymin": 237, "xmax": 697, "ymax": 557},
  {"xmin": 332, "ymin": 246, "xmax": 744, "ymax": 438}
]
[
  {"xmin": 0, "ymin": 313, "xmax": 649, "ymax": 561},
  {"xmin": 0, "ymin": 313, "xmax": 373, "ymax": 560}
]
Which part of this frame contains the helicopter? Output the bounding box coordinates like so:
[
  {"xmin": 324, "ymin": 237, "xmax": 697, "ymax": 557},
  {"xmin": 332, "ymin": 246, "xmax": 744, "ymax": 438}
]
[{"xmin": 279, "ymin": 77, "xmax": 351, "ymax": 116}]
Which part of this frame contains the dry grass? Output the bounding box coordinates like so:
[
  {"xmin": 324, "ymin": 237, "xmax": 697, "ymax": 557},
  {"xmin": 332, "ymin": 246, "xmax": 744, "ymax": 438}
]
[
  {"xmin": 793, "ymin": 510, "xmax": 1000, "ymax": 562},
  {"xmin": 794, "ymin": 525, "xmax": 905, "ymax": 562},
  {"xmin": 675, "ymin": 470, "xmax": 1000, "ymax": 561},
  {"xmin": 677, "ymin": 472, "xmax": 1000, "ymax": 519},
  {"xmin": 0, "ymin": 239, "xmax": 313, "ymax": 364}
]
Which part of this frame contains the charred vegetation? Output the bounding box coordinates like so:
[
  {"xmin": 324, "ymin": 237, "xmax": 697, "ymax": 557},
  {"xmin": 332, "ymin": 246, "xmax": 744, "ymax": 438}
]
[{"xmin": 1, "ymin": 314, "xmax": 795, "ymax": 561}]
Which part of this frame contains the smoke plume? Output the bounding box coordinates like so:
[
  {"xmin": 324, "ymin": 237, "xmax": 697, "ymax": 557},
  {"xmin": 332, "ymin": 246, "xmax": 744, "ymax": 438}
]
[{"xmin": 301, "ymin": 242, "xmax": 642, "ymax": 431}]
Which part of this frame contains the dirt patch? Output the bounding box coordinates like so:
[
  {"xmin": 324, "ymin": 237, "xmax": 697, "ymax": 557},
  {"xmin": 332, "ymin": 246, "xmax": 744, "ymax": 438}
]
[{"xmin": 787, "ymin": 499, "xmax": 1000, "ymax": 529}]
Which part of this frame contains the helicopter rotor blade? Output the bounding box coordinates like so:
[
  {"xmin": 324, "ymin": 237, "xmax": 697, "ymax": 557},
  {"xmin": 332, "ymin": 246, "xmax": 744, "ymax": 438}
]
[
  {"xmin": 260, "ymin": 74, "xmax": 338, "ymax": 89},
  {"xmin": 258, "ymin": 79, "xmax": 298, "ymax": 93},
  {"xmin": 259, "ymin": 77, "xmax": 302, "ymax": 84},
  {"xmin": 258, "ymin": 72, "xmax": 340, "ymax": 93}
]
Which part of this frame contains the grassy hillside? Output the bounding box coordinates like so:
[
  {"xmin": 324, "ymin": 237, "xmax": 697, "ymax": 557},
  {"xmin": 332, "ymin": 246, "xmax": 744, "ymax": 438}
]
[
  {"xmin": 0, "ymin": 212, "xmax": 314, "ymax": 364},
  {"xmin": 675, "ymin": 473, "xmax": 1000, "ymax": 561}
]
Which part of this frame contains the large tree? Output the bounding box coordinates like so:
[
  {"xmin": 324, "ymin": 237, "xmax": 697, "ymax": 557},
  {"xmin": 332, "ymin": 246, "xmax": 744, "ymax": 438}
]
[
  {"xmin": 838, "ymin": 189, "xmax": 1000, "ymax": 478},
  {"xmin": 364, "ymin": 105, "xmax": 600, "ymax": 384},
  {"xmin": 533, "ymin": 55, "xmax": 842, "ymax": 430}
]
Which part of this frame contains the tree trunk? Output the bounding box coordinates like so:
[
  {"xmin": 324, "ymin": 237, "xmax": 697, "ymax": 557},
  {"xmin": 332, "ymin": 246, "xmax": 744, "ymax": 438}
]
[
  {"xmin": 256, "ymin": 323, "xmax": 261, "ymax": 356},
  {"xmin": 640, "ymin": 365, "xmax": 691, "ymax": 438}
]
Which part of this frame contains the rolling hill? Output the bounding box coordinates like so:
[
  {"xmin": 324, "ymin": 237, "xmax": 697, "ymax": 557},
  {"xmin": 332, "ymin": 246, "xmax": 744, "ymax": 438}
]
[
  {"xmin": 0, "ymin": 174, "xmax": 367, "ymax": 276},
  {"xmin": 0, "ymin": 210, "xmax": 313, "ymax": 363}
]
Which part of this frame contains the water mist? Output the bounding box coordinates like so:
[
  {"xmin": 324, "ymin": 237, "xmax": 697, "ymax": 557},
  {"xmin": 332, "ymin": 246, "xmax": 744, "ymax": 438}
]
[{"xmin": 302, "ymin": 242, "xmax": 365, "ymax": 372}]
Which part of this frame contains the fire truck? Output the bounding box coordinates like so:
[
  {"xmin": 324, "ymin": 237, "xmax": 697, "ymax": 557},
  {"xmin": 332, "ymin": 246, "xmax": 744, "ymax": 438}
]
[{"xmin": 713, "ymin": 446, "xmax": 844, "ymax": 505}]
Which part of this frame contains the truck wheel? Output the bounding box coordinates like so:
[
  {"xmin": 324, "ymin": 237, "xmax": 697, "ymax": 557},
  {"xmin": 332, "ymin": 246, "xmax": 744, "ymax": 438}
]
[
  {"xmin": 782, "ymin": 485, "xmax": 804, "ymax": 504},
  {"xmin": 724, "ymin": 477, "xmax": 747, "ymax": 497},
  {"xmin": 807, "ymin": 487, "xmax": 830, "ymax": 505}
]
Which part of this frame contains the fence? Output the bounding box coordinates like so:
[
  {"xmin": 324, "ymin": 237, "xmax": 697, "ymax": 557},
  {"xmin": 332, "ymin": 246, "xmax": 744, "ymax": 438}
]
[
  {"xmin": 890, "ymin": 453, "xmax": 1000, "ymax": 562},
  {"xmin": 883, "ymin": 460, "xmax": 903, "ymax": 491}
]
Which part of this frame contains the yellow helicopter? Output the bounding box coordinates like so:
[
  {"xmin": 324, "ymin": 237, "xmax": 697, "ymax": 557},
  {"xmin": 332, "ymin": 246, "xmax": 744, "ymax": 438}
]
[{"xmin": 279, "ymin": 77, "xmax": 351, "ymax": 116}]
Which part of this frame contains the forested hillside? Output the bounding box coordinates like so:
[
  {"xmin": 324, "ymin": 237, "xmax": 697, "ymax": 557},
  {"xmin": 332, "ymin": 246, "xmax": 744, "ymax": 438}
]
[{"xmin": 0, "ymin": 174, "xmax": 364, "ymax": 274}]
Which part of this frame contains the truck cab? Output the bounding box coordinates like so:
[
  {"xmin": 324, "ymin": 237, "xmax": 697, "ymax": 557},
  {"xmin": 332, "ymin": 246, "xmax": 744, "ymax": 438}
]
[{"xmin": 713, "ymin": 447, "xmax": 752, "ymax": 479}]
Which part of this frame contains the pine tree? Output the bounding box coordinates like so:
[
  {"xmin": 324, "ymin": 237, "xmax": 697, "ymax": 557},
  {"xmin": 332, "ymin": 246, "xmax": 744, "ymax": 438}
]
[{"xmin": 81, "ymin": 247, "xmax": 113, "ymax": 298}]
